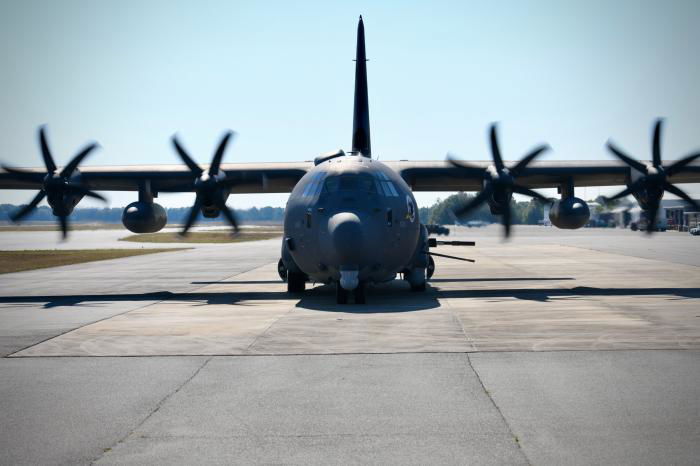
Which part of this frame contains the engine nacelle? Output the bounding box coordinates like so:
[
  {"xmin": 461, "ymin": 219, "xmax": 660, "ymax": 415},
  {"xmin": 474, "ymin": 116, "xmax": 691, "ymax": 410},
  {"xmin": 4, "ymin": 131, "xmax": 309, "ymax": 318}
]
[
  {"xmin": 549, "ymin": 197, "xmax": 590, "ymax": 229},
  {"xmin": 122, "ymin": 202, "xmax": 167, "ymax": 233}
]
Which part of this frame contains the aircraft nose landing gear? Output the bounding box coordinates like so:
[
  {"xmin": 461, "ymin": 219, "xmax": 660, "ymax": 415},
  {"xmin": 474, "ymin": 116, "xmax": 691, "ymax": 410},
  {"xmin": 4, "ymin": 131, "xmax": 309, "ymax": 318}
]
[{"xmin": 335, "ymin": 281, "xmax": 366, "ymax": 304}]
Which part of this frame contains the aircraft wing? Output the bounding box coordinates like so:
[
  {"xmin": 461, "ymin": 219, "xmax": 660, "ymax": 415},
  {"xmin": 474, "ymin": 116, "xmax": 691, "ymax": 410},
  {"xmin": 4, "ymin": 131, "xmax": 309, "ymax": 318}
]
[
  {"xmin": 4, "ymin": 159, "xmax": 700, "ymax": 194},
  {"xmin": 389, "ymin": 160, "xmax": 700, "ymax": 192},
  {"xmin": 0, "ymin": 162, "xmax": 312, "ymax": 194}
]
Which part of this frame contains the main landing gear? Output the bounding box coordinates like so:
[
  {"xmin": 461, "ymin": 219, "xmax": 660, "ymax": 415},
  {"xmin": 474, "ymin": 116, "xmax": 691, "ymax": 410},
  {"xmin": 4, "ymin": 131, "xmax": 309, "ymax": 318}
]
[
  {"xmin": 287, "ymin": 272, "xmax": 306, "ymax": 293},
  {"xmin": 336, "ymin": 281, "xmax": 366, "ymax": 304},
  {"xmin": 280, "ymin": 259, "xmax": 307, "ymax": 293}
]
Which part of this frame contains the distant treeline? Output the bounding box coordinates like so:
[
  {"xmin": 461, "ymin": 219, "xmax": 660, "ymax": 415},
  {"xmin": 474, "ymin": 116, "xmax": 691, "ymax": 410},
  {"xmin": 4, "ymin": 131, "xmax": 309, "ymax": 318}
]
[
  {"xmin": 0, "ymin": 204, "xmax": 285, "ymax": 224},
  {"xmin": 420, "ymin": 193, "xmax": 544, "ymax": 225},
  {"xmin": 1, "ymin": 193, "xmax": 545, "ymax": 225}
]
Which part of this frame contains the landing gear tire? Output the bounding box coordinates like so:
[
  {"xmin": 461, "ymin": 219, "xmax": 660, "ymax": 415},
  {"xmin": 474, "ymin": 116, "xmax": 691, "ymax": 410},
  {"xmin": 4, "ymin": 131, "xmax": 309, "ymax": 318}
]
[
  {"xmin": 336, "ymin": 282, "xmax": 348, "ymax": 304},
  {"xmin": 426, "ymin": 255, "xmax": 435, "ymax": 280},
  {"xmin": 406, "ymin": 267, "xmax": 427, "ymax": 292},
  {"xmin": 353, "ymin": 282, "xmax": 366, "ymax": 304},
  {"xmin": 287, "ymin": 272, "xmax": 306, "ymax": 293},
  {"xmin": 278, "ymin": 259, "xmax": 288, "ymax": 282}
]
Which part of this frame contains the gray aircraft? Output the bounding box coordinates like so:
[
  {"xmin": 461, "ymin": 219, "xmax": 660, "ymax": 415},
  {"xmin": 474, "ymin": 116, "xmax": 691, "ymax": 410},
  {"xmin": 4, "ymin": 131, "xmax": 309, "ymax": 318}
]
[{"xmin": 2, "ymin": 16, "xmax": 700, "ymax": 304}]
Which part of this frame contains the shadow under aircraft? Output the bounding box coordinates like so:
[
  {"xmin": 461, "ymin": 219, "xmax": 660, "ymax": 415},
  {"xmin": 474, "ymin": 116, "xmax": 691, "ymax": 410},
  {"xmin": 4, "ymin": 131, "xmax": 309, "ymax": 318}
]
[{"xmin": 0, "ymin": 282, "xmax": 697, "ymax": 311}]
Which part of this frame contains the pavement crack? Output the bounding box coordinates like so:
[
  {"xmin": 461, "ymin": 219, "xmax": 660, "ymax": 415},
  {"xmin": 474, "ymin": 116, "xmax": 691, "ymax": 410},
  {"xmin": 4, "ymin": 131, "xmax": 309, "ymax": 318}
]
[
  {"xmin": 448, "ymin": 306, "xmax": 477, "ymax": 352},
  {"xmin": 90, "ymin": 356, "xmax": 213, "ymax": 465},
  {"xmin": 464, "ymin": 354, "xmax": 533, "ymax": 466}
]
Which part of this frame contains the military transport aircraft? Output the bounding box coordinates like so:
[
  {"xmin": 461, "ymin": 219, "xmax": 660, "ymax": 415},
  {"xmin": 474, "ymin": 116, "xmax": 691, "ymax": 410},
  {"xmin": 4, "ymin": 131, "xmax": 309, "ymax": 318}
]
[{"xmin": 2, "ymin": 16, "xmax": 700, "ymax": 304}]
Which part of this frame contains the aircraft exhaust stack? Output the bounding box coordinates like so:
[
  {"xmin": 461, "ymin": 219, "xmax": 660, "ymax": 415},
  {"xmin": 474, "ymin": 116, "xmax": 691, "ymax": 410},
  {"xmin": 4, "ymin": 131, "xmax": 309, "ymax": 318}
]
[{"xmin": 352, "ymin": 15, "xmax": 371, "ymax": 157}]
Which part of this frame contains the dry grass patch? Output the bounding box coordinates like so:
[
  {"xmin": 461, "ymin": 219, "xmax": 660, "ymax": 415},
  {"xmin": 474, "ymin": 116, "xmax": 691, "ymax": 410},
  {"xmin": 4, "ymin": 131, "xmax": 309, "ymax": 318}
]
[
  {"xmin": 0, "ymin": 223, "xmax": 125, "ymax": 232},
  {"xmin": 0, "ymin": 249, "xmax": 188, "ymax": 274},
  {"xmin": 120, "ymin": 230, "xmax": 281, "ymax": 244}
]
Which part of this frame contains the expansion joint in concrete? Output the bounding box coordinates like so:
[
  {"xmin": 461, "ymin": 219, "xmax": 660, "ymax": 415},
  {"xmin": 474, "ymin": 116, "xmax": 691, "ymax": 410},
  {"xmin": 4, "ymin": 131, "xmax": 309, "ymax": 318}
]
[
  {"xmin": 464, "ymin": 353, "xmax": 533, "ymax": 466},
  {"xmin": 90, "ymin": 356, "xmax": 212, "ymax": 465}
]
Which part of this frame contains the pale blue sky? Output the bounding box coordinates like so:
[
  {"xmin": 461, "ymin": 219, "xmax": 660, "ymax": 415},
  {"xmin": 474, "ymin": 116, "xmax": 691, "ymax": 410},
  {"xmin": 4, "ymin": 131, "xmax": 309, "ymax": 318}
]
[{"xmin": 1, "ymin": 0, "xmax": 699, "ymax": 208}]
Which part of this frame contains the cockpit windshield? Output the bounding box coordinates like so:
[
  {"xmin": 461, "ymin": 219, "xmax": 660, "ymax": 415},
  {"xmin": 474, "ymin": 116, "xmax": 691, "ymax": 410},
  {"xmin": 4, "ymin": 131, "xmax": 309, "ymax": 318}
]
[{"xmin": 324, "ymin": 174, "xmax": 377, "ymax": 193}]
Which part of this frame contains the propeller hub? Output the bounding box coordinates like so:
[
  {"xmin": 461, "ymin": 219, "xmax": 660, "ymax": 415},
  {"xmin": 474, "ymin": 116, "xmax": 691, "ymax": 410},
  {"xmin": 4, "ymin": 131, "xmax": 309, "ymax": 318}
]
[
  {"xmin": 486, "ymin": 165, "xmax": 500, "ymax": 179},
  {"xmin": 495, "ymin": 171, "xmax": 514, "ymax": 186},
  {"xmin": 171, "ymin": 131, "xmax": 239, "ymax": 235},
  {"xmin": 44, "ymin": 173, "xmax": 65, "ymax": 189},
  {"xmin": 4, "ymin": 126, "xmax": 104, "ymax": 238},
  {"xmin": 646, "ymin": 165, "xmax": 663, "ymax": 177},
  {"xmin": 604, "ymin": 119, "xmax": 700, "ymax": 233}
]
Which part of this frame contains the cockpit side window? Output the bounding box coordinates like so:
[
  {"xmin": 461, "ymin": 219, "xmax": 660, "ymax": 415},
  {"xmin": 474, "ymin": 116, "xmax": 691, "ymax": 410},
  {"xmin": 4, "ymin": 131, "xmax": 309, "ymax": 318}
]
[
  {"xmin": 301, "ymin": 172, "xmax": 326, "ymax": 197},
  {"xmin": 375, "ymin": 171, "xmax": 399, "ymax": 197}
]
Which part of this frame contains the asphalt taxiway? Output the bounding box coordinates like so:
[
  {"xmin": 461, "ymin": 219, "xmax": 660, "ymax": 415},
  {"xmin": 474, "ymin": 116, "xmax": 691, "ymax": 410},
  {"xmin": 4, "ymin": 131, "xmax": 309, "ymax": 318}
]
[{"xmin": 0, "ymin": 226, "xmax": 698, "ymax": 465}]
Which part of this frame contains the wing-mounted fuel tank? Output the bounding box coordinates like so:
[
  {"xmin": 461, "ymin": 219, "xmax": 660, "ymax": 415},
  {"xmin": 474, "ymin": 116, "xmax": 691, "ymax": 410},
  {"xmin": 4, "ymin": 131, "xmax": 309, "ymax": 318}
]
[
  {"xmin": 122, "ymin": 181, "xmax": 167, "ymax": 233},
  {"xmin": 548, "ymin": 197, "xmax": 590, "ymax": 229},
  {"xmin": 548, "ymin": 179, "xmax": 590, "ymax": 229},
  {"xmin": 122, "ymin": 202, "xmax": 167, "ymax": 233}
]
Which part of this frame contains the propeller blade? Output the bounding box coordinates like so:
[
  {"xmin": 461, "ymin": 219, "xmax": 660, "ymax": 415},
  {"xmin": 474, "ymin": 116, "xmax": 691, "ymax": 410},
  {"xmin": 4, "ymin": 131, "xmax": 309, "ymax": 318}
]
[
  {"xmin": 217, "ymin": 200, "xmax": 239, "ymax": 232},
  {"xmin": 39, "ymin": 126, "xmax": 57, "ymax": 173},
  {"xmin": 60, "ymin": 142, "xmax": 99, "ymax": 178},
  {"xmin": 446, "ymin": 154, "xmax": 486, "ymax": 177},
  {"xmin": 602, "ymin": 178, "xmax": 647, "ymax": 202},
  {"xmin": 652, "ymin": 119, "xmax": 662, "ymax": 168},
  {"xmin": 180, "ymin": 197, "xmax": 202, "ymax": 236},
  {"xmin": 502, "ymin": 204, "xmax": 512, "ymax": 238},
  {"xmin": 645, "ymin": 203, "xmax": 659, "ymax": 235},
  {"xmin": 172, "ymin": 136, "xmax": 203, "ymax": 176},
  {"xmin": 489, "ymin": 124, "xmax": 504, "ymax": 172},
  {"xmin": 11, "ymin": 191, "xmax": 46, "ymax": 222},
  {"xmin": 512, "ymin": 184, "xmax": 550, "ymax": 202},
  {"xmin": 510, "ymin": 145, "xmax": 549, "ymax": 177},
  {"xmin": 209, "ymin": 131, "xmax": 234, "ymax": 176},
  {"xmin": 453, "ymin": 185, "xmax": 493, "ymax": 218},
  {"xmin": 606, "ymin": 141, "xmax": 648, "ymax": 174},
  {"xmin": 1, "ymin": 165, "xmax": 45, "ymax": 183},
  {"xmin": 65, "ymin": 184, "xmax": 107, "ymax": 202},
  {"xmin": 58, "ymin": 214, "xmax": 69, "ymax": 239},
  {"xmin": 666, "ymin": 152, "xmax": 700, "ymax": 176},
  {"xmin": 663, "ymin": 182, "xmax": 700, "ymax": 212}
]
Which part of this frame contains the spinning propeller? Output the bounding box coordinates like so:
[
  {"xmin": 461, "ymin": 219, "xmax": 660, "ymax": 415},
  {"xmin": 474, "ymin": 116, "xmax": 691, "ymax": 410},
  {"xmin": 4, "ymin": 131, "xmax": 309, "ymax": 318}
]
[
  {"xmin": 1, "ymin": 126, "xmax": 105, "ymax": 238},
  {"xmin": 171, "ymin": 131, "xmax": 239, "ymax": 235},
  {"xmin": 604, "ymin": 119, "xmax": 700, "ymax": 233},
  {"xmin": 448, "ymin": 124, "xmax": 550, "ymax": 238}
]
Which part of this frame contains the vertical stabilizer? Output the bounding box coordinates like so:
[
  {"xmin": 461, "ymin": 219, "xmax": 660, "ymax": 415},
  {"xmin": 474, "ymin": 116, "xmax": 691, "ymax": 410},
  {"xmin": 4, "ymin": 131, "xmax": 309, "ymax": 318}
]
[{"xmin": 352, "ymin": 16, "xmax": 371, "ymax": 157}]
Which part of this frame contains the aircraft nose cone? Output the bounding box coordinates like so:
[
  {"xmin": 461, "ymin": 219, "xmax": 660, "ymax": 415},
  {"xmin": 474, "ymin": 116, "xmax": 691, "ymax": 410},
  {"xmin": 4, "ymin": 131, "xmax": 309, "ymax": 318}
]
[{"xmin": 328, "ymin": 212, "xmax": 364, "ymax": 264}]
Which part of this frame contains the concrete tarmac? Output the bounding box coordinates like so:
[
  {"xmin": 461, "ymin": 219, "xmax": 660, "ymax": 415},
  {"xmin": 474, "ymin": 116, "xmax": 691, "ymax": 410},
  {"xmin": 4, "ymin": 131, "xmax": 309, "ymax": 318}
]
[{"xmin": 0, "ymin": 226, "xmax": 698, "ymax": 465}]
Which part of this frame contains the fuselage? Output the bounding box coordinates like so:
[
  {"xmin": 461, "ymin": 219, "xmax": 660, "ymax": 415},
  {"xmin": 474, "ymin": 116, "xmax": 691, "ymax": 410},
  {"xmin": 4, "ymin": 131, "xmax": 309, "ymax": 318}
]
[{"xmin": 283, "ymin": 155, "xmax": 421, "ymax": 286}]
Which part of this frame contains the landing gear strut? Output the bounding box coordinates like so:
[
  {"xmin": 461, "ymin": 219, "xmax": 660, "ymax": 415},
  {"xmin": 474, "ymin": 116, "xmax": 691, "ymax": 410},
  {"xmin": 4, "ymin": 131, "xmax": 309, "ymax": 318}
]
[
  {"xmin": 336, "ymin": 282, "xmax": 348, "ymax": 304},
  {"xmin": 287, "ymin": 272, "xmax": 306, "ymax": 293},
  {"xmin": 354, "ymin": 282, "xmax": 366, "ymax": 304},
  {"xmin": 335, "ymin": 281, "xmax": 366, "ymax": 304}
]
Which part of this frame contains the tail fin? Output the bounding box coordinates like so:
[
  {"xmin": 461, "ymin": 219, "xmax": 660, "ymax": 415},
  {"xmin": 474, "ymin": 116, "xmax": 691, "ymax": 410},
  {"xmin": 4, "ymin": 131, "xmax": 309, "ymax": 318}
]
[{"xmin": 352, "ymin": 16, "xmax": 371, "ymax": 157}]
